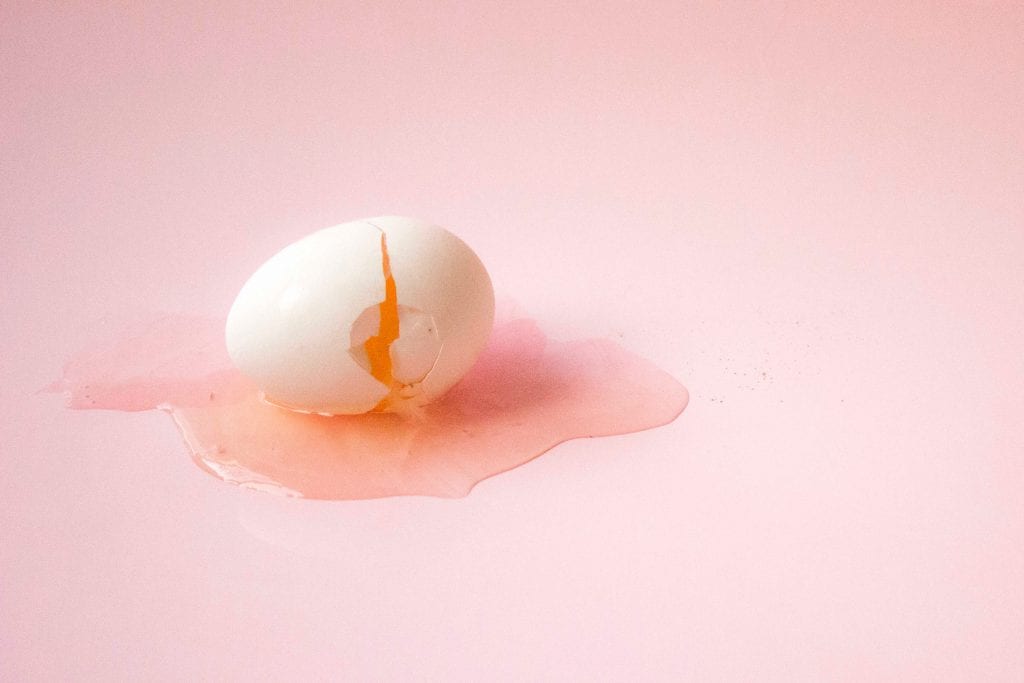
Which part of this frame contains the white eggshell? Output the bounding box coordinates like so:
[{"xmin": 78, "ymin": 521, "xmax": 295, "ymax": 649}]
[{"xmin": 225, "ymin": 216, "xmax": 494, "ymax": 415}]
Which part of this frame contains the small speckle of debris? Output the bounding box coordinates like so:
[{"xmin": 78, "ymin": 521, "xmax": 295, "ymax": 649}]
[{"xmin": 209, "ymin": 392, "xmax": 215, "ymax": 401}]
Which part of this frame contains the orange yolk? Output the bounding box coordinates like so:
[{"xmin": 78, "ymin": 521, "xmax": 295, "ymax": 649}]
[{"xmin": 363, "ymin": 233, "xmax": 401, "ymax": 410}]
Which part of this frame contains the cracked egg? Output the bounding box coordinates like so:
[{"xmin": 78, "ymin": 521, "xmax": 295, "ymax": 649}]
[{"xmin": 225, "ymin": 216, "xmax": 495, "ymax": 416}]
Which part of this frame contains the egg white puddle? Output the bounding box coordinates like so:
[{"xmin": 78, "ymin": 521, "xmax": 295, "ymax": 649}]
[{"xmin": 52, "ymin": 307, "xmax": 689, "ymax": 500}]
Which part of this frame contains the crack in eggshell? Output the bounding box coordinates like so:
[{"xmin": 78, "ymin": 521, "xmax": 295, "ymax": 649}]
[
  {"xmin": 369, "ymin": 216, "xmax": 495, "ymax": 405},
  {"xmin": 363, "ymin": 231, "xmax": 400, "ymax": 390},
  {"xmin": 351, "ymin": 223, "xmax": 443, "ymax": 413},
  {"xmin": 349, "ymin": 305, "xmax": 442, "ymax": 383}
]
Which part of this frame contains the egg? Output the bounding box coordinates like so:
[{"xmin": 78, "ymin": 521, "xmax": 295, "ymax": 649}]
[{"xmin": 225, "ymin": 216, "xmax": 495, "ymax": 415}]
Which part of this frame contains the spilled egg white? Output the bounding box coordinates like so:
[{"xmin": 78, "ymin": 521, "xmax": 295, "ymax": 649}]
[{"xmin": 225, "ymin": 216, "xmax": 495, "ymax": 415}]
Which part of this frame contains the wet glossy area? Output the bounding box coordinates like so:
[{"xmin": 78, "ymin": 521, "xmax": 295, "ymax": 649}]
[{"xmin": 54, "ymin": 311, "xmax": 688, "ymax": 499}]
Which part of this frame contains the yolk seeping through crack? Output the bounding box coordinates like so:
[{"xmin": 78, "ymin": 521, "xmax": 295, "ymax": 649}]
[{"xmin": 363, "ymin": 232, "xmax": 401, "ymax": 410}]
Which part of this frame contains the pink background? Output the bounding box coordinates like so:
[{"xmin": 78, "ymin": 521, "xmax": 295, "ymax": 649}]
[{"xmin": 3, "ymin": 2, "xmax": 1023, "ymax": 680}]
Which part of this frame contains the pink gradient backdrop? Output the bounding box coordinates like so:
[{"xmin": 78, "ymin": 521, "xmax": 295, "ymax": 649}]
[{"xmin": 2, "ymin": 2, "xmax": 1023, "ymax": 680}]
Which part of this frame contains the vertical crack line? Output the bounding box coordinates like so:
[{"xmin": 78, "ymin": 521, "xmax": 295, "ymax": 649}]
[{"xmin": 363, "ymin": 231, "xmax": 400, "ymax": 392}]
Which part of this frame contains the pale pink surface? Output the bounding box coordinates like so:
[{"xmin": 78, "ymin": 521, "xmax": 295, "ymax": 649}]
[{"xmin": 2, "ymin": 2, "xmax": 1023, "ymax": 681}]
